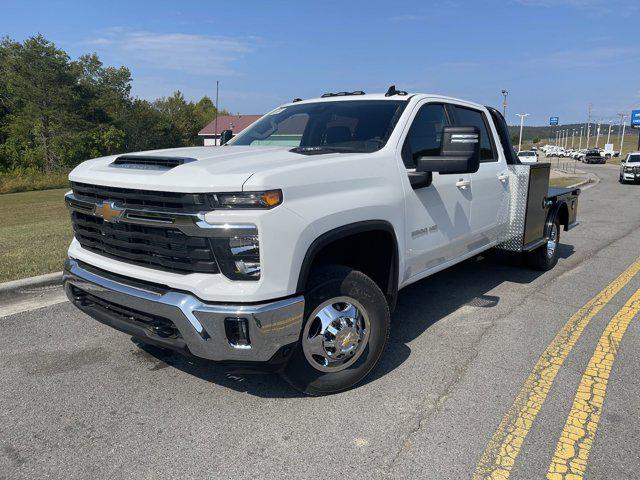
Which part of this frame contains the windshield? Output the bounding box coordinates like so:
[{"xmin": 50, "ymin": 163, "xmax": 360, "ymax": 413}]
[
  {"xmin": 627, "ymin": 154, "xmax": 640, "ymax": 163},
  {"xmin": 228, "ymin": 100, "xmax": 407, "ymax": 153}
]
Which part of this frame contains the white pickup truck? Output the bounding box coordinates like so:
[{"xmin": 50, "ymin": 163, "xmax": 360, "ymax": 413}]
[{"xmin": 64, "ymin": 88, "xmax": 580, "ymax": 395}]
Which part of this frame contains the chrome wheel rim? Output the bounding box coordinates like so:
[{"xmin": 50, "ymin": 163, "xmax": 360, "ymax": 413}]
[
  {"xmin": 547, "ymin": 223, "xmax": 558, "ymax": 259},
  {"xmin": 302, "ymin": 296, "xmax": 370, "ymax": 372}
]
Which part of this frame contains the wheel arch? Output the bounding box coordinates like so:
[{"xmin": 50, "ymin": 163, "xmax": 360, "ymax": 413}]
[
  {"xmin": 296, "ymin": 220, "xmax": 400, "ymax": 310},
  {"xmin": 548, "ymin": 200, "xmax": 569, "ymax": 233}
]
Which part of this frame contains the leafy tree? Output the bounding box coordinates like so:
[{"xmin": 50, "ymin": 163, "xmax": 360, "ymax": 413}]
[
  {"xmin": 1, "ymin": 35, "xmax": 83, "ymax": 172},
  {"xmin": 0, "ymin": 34, "xmax": 227, "ymax": 176}
]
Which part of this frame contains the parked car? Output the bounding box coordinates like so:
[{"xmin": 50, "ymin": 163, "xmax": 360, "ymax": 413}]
[
  {"xmin": 546, "ymin": 147, "xmax": 561, "ymax": 158},
  {"xmin": 583, "ymin": 149, "xmax": 606, "ymax": 164},
  {"xmin": 619, "ymin": 152, "xmax": 640, "ymax": 183},
  {"xmin": 63, "ymin": 90, "xmax": 580, "ymax": 395},
  {"xmin": 518, "ymin": 150, "xmax": 538, "ymax": 163}
]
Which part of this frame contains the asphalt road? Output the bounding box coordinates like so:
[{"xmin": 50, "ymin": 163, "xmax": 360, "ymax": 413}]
[{"xmin": 2, "ymin": 162, "xmax": 640, "ymax": 480}]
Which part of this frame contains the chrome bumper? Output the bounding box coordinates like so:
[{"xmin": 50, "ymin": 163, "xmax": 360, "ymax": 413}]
[{"xmin": 64, "ymin": 259, "xmax": 304, "ymax": 363}]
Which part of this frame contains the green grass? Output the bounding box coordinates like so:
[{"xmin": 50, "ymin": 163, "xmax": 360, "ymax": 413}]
[
  {"xmin": 0, "ymin": 188, "xmax": 72, "ymax": 282},
  {"xmin": 549, "ymin": 176, "xmax": 587, "ymax": 188},
  {"xmin": 0, "ymin": 171, "xmax": 70, "ymax": 194}
]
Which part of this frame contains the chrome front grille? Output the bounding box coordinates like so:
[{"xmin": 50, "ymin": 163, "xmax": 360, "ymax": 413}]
[
  {"xmin": 71, "ymin": 182, "xmax": 211, "ymax": 214},
  {"xmin": 71, "ymin": 210, "xmax": 219, "ymax": 273}
]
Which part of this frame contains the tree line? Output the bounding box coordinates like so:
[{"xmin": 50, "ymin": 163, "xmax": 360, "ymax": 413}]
[{"xmin": 0, "ymin": 34, "xmax": 226, "ymax": 174}]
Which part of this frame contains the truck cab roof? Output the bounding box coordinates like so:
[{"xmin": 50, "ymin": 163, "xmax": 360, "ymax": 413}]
[{"xmin": 283, "ymin": 92, "xmax": 488, "ymax": 112}]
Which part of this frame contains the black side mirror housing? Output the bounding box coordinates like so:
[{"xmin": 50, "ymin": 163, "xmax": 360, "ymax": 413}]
[
  {"xmin": 416, "ymin": 126, "xmax": 481, "ymax": 175},
  {"xmin": 220, "ymin": 129, "xmax": 234, "ymax": 145}
]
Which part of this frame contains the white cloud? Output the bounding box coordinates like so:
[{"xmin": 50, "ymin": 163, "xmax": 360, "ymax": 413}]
[{"xmin": 83, "ymin": 28, "xmax": 255, "ymax": 76}]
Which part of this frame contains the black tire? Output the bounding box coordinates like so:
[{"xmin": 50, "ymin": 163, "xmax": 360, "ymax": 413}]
[
  {"xmin": 620, "ymin": 175, "xmax": 625, "ymax": 184},
  {"xmin": 281, "ymin": 265, "xmax": 390, "ymax": 396},
  {"xmin": 527, "ymin": 217, "xmax": 561, "ymax": 271}
]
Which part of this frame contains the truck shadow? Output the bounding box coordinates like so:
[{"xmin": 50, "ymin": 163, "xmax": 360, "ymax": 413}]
[{"xmin": 134, "ymin": 244, "xmax": 574, "ymax": 398}]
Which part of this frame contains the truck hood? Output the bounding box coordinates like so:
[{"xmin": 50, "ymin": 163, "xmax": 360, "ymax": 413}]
[{"xmin": 69, "ymin": 146, "xmax": 339, "ymax": 192}]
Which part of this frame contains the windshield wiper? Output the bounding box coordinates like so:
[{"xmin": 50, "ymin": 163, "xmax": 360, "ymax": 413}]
[{"xmin": 290, "ymin": 146, "xmax": 365, "ymax": 155}]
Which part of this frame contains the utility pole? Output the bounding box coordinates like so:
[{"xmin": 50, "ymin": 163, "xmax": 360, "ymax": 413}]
[
  {"xmin": 621, "ymin": 119, "xmax": 627, "ymax": 154},
  {"xmin": 501, "ymin": 90, "xmax": 508, "ymax": 117},
  {"xmin": 617, "ymin": 113, "xmax": 626, "ymax": 147},
  {"xmin": 571, "ymin": 129, "xmax": 575, "ymax": 148},
  {"xmin": 214, "ymin": 80, "xmax": 220, "ymax": 146},
  {"xmin": 579, "ymin": 126, "xmax": 584, "ymax": 149},
  {"xmin": 606, "ymin": 120, "xmax": 613, "ymax": 145},
  {"xmin": 516, "ymin": 113, "xmax": 529, "ymax": 152},
  {"xmin": 586, "ymin": 103, "xmax": 592, "ymax": 149},
  {"xmin": 595, "ymin": 121, "xmax": 601, "ymax": 148}
]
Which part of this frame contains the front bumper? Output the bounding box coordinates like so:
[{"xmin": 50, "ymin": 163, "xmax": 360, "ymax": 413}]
[
  {"xmin": 623, "ymin": 172, "xmax": 640, "ymax": 181},
  {"xmin": 64, "ymin": 259, "xmax": 304, "ymax": 363}
]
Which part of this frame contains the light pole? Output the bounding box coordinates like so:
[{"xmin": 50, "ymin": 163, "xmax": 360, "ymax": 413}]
[
  {"xmin": 606, "ymin": 120, "xmax": 613, "ymax": 145},
  {"xmin": 516, "ymin": 113, "xmax": 529, "ymax": 152},
  {"xmin": 571, "ymin": 129, "xmax": 575, "ymax": 148},
  {"xmin": 214, "ymin": 80, "xmax": 219, "ymax": 145},
  {"xmin": 595, "ymin": 122, "xmax": 601, "ymax": 148},
  {"xmin": 618, "ymin": 113, "xmax": 627, "ymax": 151},
  {"xmin": 579, "ymin": 126, "xmax": 583, "ymax": 149},
  {"xmin": 586, "ymin": 103, "xmax": 592, "ymax": 149},
  {"xmin": 501, "ymin": 90, "xmax": 508, "ymax": 117},
  {"xmin": 621, "ymin": 119, "xmax": 627, "ymax": 154}
]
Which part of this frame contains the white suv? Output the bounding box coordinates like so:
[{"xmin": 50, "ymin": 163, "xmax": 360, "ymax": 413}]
[{"xmin": 620, "ymin": 152, "xmax": 640, "ymax": 184}]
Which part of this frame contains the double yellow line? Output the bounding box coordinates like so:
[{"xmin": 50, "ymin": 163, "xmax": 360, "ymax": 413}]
[{"xmin": 473, "ymin": 256, "xmax": 640, "ymax": 480}]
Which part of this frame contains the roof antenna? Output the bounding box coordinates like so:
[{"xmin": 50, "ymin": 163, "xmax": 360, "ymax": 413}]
[{"xmin": 385, "ymin": 85, "xmax": 407, "ymax": 97}]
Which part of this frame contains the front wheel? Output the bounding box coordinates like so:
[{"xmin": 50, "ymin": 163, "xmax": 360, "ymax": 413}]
[
  {"xmin": 281, "ymin": 265, "xmax": 390, "ymax": 396},
  {"xmin": 527, "ymin": 217, "xmax": 560, "ymax": 271}
]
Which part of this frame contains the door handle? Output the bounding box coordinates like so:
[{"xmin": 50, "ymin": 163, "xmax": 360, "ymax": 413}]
[
  {"xmin": 497, "ymin": 173, "xmax": 509, "ymax": 183},
  {"xmin": 455, "ymin": 179, "xmax": 470, "ymax": 189}
]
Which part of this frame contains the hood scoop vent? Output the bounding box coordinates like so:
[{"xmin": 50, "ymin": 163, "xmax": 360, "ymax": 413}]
[{"xmin": 110, "ymin": 155, "xmax": 197, "ymax": 170}]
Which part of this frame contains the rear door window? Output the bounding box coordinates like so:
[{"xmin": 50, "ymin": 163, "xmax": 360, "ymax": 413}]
[{"xmin": 450, "ymin": 105, "xmax": 497, "ymax": 162}]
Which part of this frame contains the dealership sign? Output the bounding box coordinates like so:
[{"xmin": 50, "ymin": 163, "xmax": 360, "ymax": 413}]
[
  {"xmin": 549, "ymin": 116, "xmax": 559, "ymax": 126},
  {"xmin": 631, "ymin": 110, "xmax": 640, "ymax": 129}
]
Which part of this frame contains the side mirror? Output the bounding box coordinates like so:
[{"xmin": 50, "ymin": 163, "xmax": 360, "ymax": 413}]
[
  {"xmin": 416, "ymin": 126, "xmax": 481, "ymax": 175},
  {"xmin": 220, "ymin": 129, "xmax": 234, "ymax": 145}
]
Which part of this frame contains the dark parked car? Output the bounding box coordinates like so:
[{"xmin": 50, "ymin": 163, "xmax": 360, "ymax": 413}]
[{"xmin": 583, "ymin": 149, "xmax": 605, "ymax": 164}]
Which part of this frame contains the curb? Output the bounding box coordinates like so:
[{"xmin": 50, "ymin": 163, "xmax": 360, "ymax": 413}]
[
  {"xmin": 0, "ymin": 271, "xmax": 63, "ymax": 296},
  {"xmin": 565, "ymin": 179, "xmax": 592, "ymax": 190}
]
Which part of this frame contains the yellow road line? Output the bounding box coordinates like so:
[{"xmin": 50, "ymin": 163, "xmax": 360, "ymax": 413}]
[
  {"xmin": 547, "ymin": 287, "xmax": 640, "ymax": 479},
  {"xmin": 473, "ymin": 256, "xmax": 640, "ymax": 480}
]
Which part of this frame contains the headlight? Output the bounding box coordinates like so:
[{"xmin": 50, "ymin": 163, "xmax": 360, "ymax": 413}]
[
  {"xmin": 211, "ymin": 232, "xmax": 261, "ymax": 281},
  {"xmin": 212, "ymin": 190, "xmax": 282, "ymax": 209}
]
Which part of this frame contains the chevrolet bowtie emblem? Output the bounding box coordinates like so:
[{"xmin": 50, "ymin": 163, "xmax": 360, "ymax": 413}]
[{"xmin": 94, "ymin": 201, "xmax": 125, "ymax": 223}]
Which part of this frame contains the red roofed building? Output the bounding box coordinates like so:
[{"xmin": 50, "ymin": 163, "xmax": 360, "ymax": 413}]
[{"xmin": 198, "ymin": 114, "xmax": 262, "ymax": 146}]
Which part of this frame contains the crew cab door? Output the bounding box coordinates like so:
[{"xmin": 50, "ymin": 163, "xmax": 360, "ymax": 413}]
[
  {"xmin": 449, "ymin": 104, "xmax": 508, "ymax": 246},
  {"xmin": 400, "ymin": 102, "xmax": 473, "ymax": 281}
]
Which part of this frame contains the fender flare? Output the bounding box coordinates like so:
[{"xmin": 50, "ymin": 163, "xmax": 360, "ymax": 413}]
[
  {"xmin": 546, "ymin": 201, "xmax": 569, "ymax": 235},
  {"xmin": 295, "ymin": 220, "xmax": 399, "ymax": 304}
]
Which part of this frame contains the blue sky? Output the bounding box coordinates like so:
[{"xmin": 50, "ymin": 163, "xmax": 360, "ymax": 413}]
[{"xmin": 2, "ymin": 0, "xmax": 639, "ymax": 125}]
